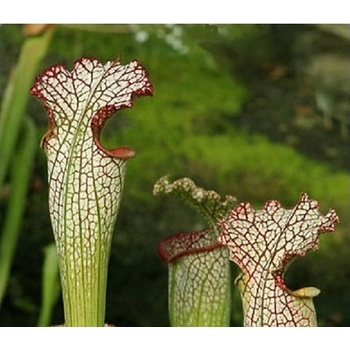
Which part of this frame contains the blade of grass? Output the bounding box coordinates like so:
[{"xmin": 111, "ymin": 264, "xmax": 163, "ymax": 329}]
[
  {"xmin": 37, "ymin": 243, "xmax": 60, "ymax": 327},
  {"xmin": 0, "ymin": 117, "xmax": 37, "ymax": 307},
  {"xmin": 0, "ymin": 26, "xmax": 54, "ymax": 192}
]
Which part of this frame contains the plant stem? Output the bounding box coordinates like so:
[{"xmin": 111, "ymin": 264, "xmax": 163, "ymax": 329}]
[{"xmin": 61, "ymin": 243, "xmax": 109, "ymax": 327}]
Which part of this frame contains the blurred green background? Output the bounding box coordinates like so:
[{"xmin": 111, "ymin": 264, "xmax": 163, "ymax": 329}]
[{"xmin": 0, "ymin": 24, "xmax": 349, "ymax": 326}]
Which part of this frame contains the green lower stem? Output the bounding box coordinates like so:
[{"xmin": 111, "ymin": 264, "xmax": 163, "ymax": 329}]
[{"xmin": 59, "ymin": 242, "xmax": 109, "ymax": 327}]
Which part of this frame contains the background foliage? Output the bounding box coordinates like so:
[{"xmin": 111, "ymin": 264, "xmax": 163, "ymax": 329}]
[{"xmin": 0, "ymin": 24, "xmax": 349, "ymax": 326}]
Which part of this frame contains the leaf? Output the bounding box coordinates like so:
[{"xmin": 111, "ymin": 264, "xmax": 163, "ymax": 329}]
[
  {"xmin": 0, "ymin": 118, "xmax": 37, "ymax": 307},
  {"xmin": 37, "ymin": 243, "xmax": 60, "ymax": 327},
  {"xmin": 219, "ymin": 193, "xmax": 339, "ymax": 326},
  {"xmin": 0, "ymin": 26, "xmax": 54, "ymax": 192},
  {"xmin": 30, "ymin": 57, "xmax": 153, "ymax": 326}
]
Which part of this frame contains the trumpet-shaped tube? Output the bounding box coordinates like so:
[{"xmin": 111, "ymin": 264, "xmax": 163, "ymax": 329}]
[
  {"xmin": 219, "ymin": 193, "xmax": 339, "ymax": 327},
  {"xmin": 31, "ymin": 57, "xmax": 153, "ymax": 326}
]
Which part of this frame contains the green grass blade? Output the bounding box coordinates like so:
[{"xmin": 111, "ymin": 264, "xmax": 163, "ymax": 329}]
[
  {"xmin": 0, "ymin": 117, "xmax": 37, "ymax": 307},
  {"xmin": 0, "ymin": 27, "xmax": 54, "ymax": 192},
  {"xmin": 37, "ymin": 243, "xmax": 60, "ymax": 327}
]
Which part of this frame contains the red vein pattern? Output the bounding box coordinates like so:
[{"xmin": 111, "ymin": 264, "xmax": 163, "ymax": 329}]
[
  {"xmin": 30, "ymin": 58, "xmax": 152, "ymax": 324},
  {"xmin": 219, "ymin": 193, "xmax": 339, "ymax": 327}
]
